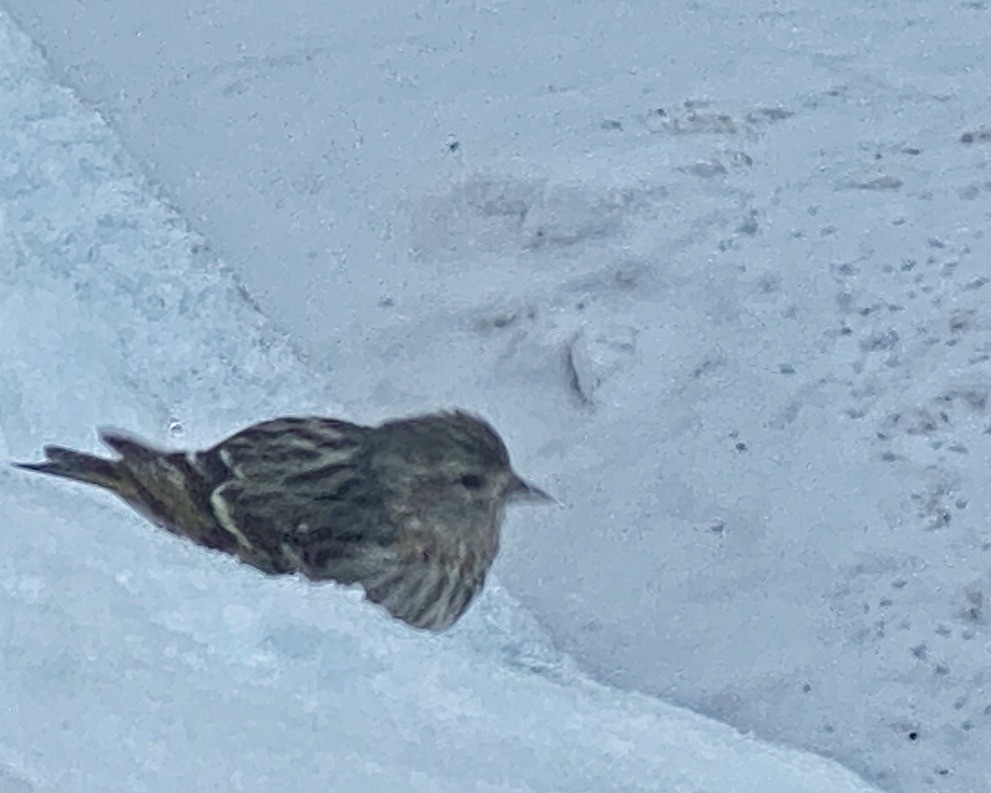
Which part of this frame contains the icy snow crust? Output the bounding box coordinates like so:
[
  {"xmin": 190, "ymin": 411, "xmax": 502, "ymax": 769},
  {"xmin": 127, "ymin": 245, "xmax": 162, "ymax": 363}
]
[{"xmin": 1, "ymin": 1, "xmax": 990, "ymax": 791}]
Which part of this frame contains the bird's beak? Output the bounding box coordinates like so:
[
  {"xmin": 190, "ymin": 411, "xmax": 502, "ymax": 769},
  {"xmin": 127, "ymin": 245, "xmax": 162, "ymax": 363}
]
[{"xmin": 507, "ymin": 474, "xmax": 554, "ymax": 504}]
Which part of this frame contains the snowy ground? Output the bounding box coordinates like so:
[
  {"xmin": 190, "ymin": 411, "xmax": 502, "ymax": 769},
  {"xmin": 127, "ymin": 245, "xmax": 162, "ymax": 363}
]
[
  {"xmin": 2, "ymin": 1, "xmax": 990, "ymax": 792},
  {"xmin": 0, "ymin": 10, "xmax": 884, "ymax": 793}
]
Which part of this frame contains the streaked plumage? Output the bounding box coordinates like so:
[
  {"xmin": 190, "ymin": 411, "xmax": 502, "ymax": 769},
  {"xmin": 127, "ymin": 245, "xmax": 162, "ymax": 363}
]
[{"xmin": 14, "ymin": 411, "xmax": 549, "ymax": 631}]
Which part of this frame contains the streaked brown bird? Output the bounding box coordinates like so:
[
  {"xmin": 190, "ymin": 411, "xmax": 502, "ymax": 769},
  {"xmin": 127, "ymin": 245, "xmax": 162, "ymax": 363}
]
[{"xmin": 14, "ymin": 411, "xmax": 549, "ymax": 631}]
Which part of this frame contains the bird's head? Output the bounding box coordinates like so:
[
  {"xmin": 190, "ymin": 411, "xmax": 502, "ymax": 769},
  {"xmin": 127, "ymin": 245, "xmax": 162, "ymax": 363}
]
[{"xmin": 372, "ymin": 411, "xmax": 551, "ymax": 535}]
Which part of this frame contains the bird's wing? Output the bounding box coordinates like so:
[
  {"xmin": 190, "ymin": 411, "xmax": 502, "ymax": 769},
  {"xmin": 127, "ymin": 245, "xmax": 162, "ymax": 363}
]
[
  {"xmin": 206, "ymin": 475, "xmax": 398, "ymax": 578},
  {"xmin": 184, "ymin": 417, "xmax": 396, "ymax": 575}
]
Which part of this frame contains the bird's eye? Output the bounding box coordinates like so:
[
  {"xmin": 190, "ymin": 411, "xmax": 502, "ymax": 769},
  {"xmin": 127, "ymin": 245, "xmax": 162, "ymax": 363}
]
[{"xmin": 460, "ymin": 473, "xmax": 485, "ymax": 490}]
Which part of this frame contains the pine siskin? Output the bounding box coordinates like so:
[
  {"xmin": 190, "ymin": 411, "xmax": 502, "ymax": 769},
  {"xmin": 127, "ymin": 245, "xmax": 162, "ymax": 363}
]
[{"xmin": 14, "ymin": 411, "xmax": 549, "ymax": 631}]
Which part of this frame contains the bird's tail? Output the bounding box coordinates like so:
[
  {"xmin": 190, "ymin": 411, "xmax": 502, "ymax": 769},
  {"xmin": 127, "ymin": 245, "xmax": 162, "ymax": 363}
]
[
  {"xmin": 14, "ymin": 429, "xmax": 162, "ymax": 486},
  {"xmin": 13, "ymin": 428, "xmax": 166, "ymax": 495},
  {"xmin": 14, "ymin": 431, "xmax": 225, "ymax": 548},
  {"xmin": 13, "ymin": 442, "xmax": 127, "ymax": 490},
  {"xmin": 13, "ymin": 444, "xmax": 125, "ymax": 491}
]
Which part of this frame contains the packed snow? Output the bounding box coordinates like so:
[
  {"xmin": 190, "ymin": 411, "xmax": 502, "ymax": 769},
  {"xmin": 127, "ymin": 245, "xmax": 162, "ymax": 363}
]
[{"xmin": 2, "ymin": 0, "xmax": 990, "ymax": 791}]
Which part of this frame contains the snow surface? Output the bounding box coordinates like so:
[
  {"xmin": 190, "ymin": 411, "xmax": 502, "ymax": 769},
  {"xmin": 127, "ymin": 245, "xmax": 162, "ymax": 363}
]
[
  {"xmin": 1, "ymin": 0, "xmax": 990, "ymax": 791},
  {"xmin": 0, "ymin": 10, "xmax": 885, "ymax": 793}
]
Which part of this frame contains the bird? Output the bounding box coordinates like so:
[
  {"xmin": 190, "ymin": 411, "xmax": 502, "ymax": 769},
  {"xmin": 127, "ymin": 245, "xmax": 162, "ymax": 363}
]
[{"xmin": 13, "ymin": 410, "xmax": 550, "ymax": 631}]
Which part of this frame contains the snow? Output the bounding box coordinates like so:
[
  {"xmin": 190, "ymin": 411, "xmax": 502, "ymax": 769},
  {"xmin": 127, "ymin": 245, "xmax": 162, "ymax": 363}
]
[{"xmin": 1, "ymin": 0, "xmax": 989, "ymax": 791}]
